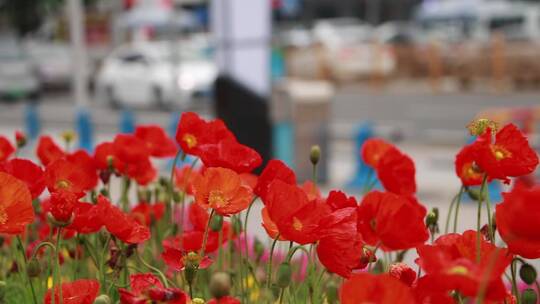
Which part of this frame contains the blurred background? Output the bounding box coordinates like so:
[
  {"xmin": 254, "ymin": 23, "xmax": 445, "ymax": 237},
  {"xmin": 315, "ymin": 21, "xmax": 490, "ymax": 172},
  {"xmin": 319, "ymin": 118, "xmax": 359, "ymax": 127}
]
[{"xmin": 0, "ymin": 0, "xmax": 539, "ymax": 225}]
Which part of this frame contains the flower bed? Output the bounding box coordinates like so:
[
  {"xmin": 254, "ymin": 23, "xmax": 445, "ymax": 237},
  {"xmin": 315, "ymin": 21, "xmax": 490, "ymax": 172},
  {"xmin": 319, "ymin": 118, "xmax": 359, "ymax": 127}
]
[{"xmin": 0, "ymin": 114, "xmax": 538, "ymax": 303}]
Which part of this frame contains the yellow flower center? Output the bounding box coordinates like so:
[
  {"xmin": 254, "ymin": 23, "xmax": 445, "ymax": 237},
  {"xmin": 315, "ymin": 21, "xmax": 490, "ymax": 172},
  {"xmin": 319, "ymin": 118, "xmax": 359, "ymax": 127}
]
[
  {"xmin": 0, "ymin": 205, "xmax": 8, "ymax": 225},
  {"xmin": 56, "ymin": 180, "xmax": 71, "ymax": 189},
  {"xmin": 292, "ymin": 217, "xmax": 303, "ymax": 231},
  {"xmin": 208, "ymin": 190, "xmax": 227, "ymax": 208},
  {"xmin": 182, "ymin": 134, "xmax": 198, "ymax": 149},
  {"xmin": 492, "ymin": 145, "xmax": 511, "ymax": 161},
  {"xmin": 447, "ymin": 265, "xmax": 469, "ymax": 275}
]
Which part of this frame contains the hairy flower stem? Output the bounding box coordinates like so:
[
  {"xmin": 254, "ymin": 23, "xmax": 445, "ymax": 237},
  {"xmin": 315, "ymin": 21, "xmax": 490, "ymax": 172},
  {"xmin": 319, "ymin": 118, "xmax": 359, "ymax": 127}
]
[
  {"xmin": 444, "ymin": 190, "xmax": 461, "ymax": 234},
  {"xmin": 54, "ymin": 228, "xmax": 64, "ymax": 304},
  {"xmin": 266, "ymin": 235, "xmax": 280, "ymax": 290},
  {"xmin": 200, "ymin": 209, "xmax": 215, "ymax": 258},
  {"xmin": 510, "ymin": 259, "xmax": 520, "ymax": 303},
  {"xmin": 453, "ymin": 187, "xmax": 465, "ymax": 233},
  {"xmin": 476, "ymin": 175, "xmax": 488, "ymax": 263},
  {"xmin": 16, "ymin": 236, "xmax": 38, "ymax": 304},
  {"xmin": 168, "ymin": 150, "xmax": 182, "ymax": 225}
]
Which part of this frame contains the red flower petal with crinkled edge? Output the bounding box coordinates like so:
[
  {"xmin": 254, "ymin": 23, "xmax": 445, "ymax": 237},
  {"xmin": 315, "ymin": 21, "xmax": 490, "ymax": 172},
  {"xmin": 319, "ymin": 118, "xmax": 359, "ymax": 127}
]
[
  {"xmin": 0, "ymin": 158, "xmax": 45, "ymax": 199},
  {"xmin": 0, "ymin": 172, "xmax": 35, "ymax": 234},
  {"xmin": 44, "ymin": 279, "xmax": 100, "ymax": 304},
  {"xmin": 326, "ymin": 190, "xmax": 357, "ymax": 211},
  {"xmin": 357, "ymin": 191, "xmax": 428, "ymax": 251},
  {"xmin": 44, "ymin": 150, "xmax": 98, "ymax": 196},
  {"xmin": 254, "ymin": 159, "xmax": 296, "ymax": 202},
  {"xmin": 198, "ymin": 138, "xmax": 262, "ymax": 174},
  {"xmin": 135, "ymin": 124, "xmax": 178, "ymax": 158},
  {"xmin": 376, "ymin": 147, "xmax": 416, "ymax": 196},
  {"xmin": 69, "ymin": 201, "xmax": 103, "ymax": 234},
  {"xmin": 36, "ymin": 135, "xmax": 65, "ymax": 166},
  {"xmin": 0, "ymin": 135, "xmax": 14, "ymax": 162},
  {"xmin": 97, "ymin": 195, "xmax": 150, "ymax": 244},
  {"xmin": 361, "ymin": 138, "xmax": 393, "ymax": 168},
  {"xmin": 93, "ymin": 141, "xmax": 115, "ymax": 171},
  {"xmin": 340, "ymin": 273, "xmax": 416, "ymax": 304},
  {"xmin": 496, "ymin": 185, "xmax": 540, "ymax": 258}
]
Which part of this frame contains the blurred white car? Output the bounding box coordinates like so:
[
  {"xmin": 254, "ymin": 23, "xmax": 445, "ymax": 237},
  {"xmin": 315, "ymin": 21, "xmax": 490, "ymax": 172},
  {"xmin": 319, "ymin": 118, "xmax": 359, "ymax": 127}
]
[
  {"xmin": 0, "ymin": 43, "xmax": 40, "ymax": 100},
  {"xmin": 26, "ymin": 42, "xmax": 73, "ymax": 89},
  {"xmin": 95, "ymin": 40, "xmax": 217, "ymax": 109}
]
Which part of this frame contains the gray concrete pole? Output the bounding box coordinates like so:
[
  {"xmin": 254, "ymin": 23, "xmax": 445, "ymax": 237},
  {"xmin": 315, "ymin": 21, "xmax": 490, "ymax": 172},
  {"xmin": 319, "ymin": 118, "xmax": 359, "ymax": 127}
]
[{"xmin": 68, "ymin": 0, "xmax": 89, "ymax": 108}]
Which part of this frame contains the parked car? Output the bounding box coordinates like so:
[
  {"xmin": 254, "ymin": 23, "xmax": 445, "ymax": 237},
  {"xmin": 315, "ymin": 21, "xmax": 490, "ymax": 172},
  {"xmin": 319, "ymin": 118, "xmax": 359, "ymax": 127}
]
[
  {"xmin": 26, "ymin": 42, "xmax": 73, "ymax": 90},
  {"xmin": 0, "ymin": 43, "xmax": 40, "ymax": 100},
  {"xmin": 95, "ymin": 39, "xmax": 217, "ymax": 109}
]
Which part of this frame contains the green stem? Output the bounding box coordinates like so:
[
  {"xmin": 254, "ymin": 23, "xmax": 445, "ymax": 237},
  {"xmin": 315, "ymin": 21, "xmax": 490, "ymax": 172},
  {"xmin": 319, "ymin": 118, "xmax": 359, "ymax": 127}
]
[
  {"xmin": 453, "ymin": 187, "xmax": 465, "ymax": 233},
  {"xmin": 16, "ymin": 236, "xmax": 38, "ymax": 304},
  {"xmin": 476, "ymin": 175, "xmax": 488, "ymax": 263},
  {"xmin": 168, "ymin": 150, "xmax": 182, "ymax": 225},
  {"xmin": 444, "ymin": 192, "xmax": 459, "ymax": 234},
  {"xmin": 510, "ymin": 259, "xmax": 520, "ymax": 303},
  {"xmin": 199, "ymin": 209, "xmax": 215, "ymax": 258},
  {"xmin": 266, "ymin": 234, "xmax": 280, "ymax": 290},
  {"xmin": 135, "ymin": 250, "xmax": 169, "ymax": 288},
  {"xmin": 54, "ymin": 228, "xmax": 64, "ymax": 304},
  {"xmin": 484, "ymin": 182, "xmax": 494, "ymax": 242}
]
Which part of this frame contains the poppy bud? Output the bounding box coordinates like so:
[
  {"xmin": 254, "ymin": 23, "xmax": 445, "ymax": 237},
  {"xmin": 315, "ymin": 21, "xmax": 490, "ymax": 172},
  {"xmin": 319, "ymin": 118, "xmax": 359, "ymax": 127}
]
[
  {"xmin": 310, "ymin": 145, "xmax": 321, "ymax": 166},
  {"xmin": 209, "ymin": 271, "xmax": 232, "ymax": 298},
  {"xmin": 325, "ymin": 282, "xmax": 339, "ymax": 304},
  {"xmin": 184, "ymin": 252, "xmax": 201, "ymax": 285},
  {"xmin": 522, "ymin": 288, "xmax": 538, "ymax": 304},
  {"xmin": 93, "ymin": 294, "xmax": 111, "ymax": 304},
  {"xmin": 192, "ymin": 299, "xmax": 205, "ymax": 304},
  {"xmin": 210, "ymin": 214, "xmax": 224, "ymax": 232},
  {"xmin": 426, "ymin": 208, "xmax": 438, "ymax": 227},
  {"xmin": 15, "ymin": 131, "xmax": 26, "ymax": 148},
  {"xmin": 276, "ymin": 262, "xmax": 292, "ymax": 288},
  {"xmin": 467, "ymin": 118, "xmax": 498, "ymax": 136},
  {"xmin": 520, "ymin": 263, "xmax": 537, "ymax": 285},
  {"xmin": 47, "ymin": 211, "xmax": 75, "ymax": 228},
  {"xmin": 232, "ymin": 217, "xmax": 242, "ymax": 235},
  {"xmin": 61, "ymin": 130, "xmax": 76, "ymax": 145},
  {"xmin": 466, "ymin": 188, "xmax": 484, "ymax": 201},
  {"xmin": 172, "ymin": 191, "xmax": 182, "ymax": 203},
  {"xmin": 27, "ymin": 258, "xmax": 41, "ymax": 277}
]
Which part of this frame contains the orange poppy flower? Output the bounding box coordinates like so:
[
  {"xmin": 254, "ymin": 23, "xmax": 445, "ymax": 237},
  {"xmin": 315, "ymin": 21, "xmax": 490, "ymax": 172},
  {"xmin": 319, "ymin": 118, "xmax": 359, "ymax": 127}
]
[
  {"xmin": 0, "ymin": 172, "xmax": 35, "ymax": 234},
  {"xmin": 192, "ymin": 167, "xmax": 253, "ymax": 216},
  {"xmin": 0, "ymin": 158, "xmax": 45, "ymax": 199}
]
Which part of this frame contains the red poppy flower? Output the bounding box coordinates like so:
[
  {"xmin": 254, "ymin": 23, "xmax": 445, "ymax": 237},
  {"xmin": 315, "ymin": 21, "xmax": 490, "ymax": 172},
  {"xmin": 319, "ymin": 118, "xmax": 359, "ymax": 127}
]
[
  {"xmin": 0, "ymin": 172, "xmax": 35, "ymax": 234},
  {"xmin": 119, "ymin": 273, "xmax": 189, "ymax": 304},
  {"xmin": 97, "ymin": 195, "xmax": 150, "ymax": 244},
  {"xmin": 316, "ymin": 207, "xmax": 363, "ymax": 278},
  {"xmin": 0, "ymin": 136, "xmax": 14, "ymax": 162},
  {"xmin": 37, "ymin": 136, "xmax": 66, "ymax": 166},
  {"xmin": 49, "ymin": 190, "xmax": 78, "ymax": 223},
  {"xmin": 300, "ymin": 180, "xmax": 321, "ymax": 201},
  {"xmin": 326, "ymin": 190, "xmax": 357, "ymax": 211},
  {"xmin": 188, "ymin": 202, "xmax": 210, "ymax": 231},
  {"xmin": 68, "ymin": 202, "xmax": 103, "ymax": 234},
  {"xmin": 263, "ymin": 180, "xmax": 329, "ymax": 244},
  {"xmin": 198, "ymin": 138, "xmax": 262, "ymax": 173},
  {"xmin": 207, "ymin": 296, "xmax": 241, "ymax": 304},
  {"xmin": 376, "ymin": 147, "xmax": 416, "ymax": 196},
  {"xmin": 161, "ymin": 245, "xmax": 213, "ymax": 272},
  {"xmin": 134, "ymin": 124, "xmax": 178, "ymax": 158},
  {"xmin": 192, "ymin": 167, "xmax": 253, "ymax": 216},
  {"xmin": 340, "ymin": 273, "xmax": 416, "ymax": 304},
  {"xmin": 389, "ymin": 262, "xmax": 417, "ymax": 287},
  {"xmin": 239, "ymin": 173, "xmax": 258, "ymax": 190},
  {"xmin": 362, "ymin": 138, "xmax": 393, "ymax": 168},
  {"xmin": 0, "ymin": 158, "xmax": 45, "ymax": 199},
  {"xmin": 357, "ymin": 191, "xmax": 428, "ymax": 251},
  {"xmin": 416, "ymin": 230, "xmax": 512, "ymax": 301},
  {"xmin": 162, "ymin": 229, "xmax": 226, "ymax": 259},
  {"xmin": 174, "ymin": 166, "xmax": 201, "ymax": 195},
  {"xmin": 413, "ymin": 276, "xmax": 457, "ymax": 304},
  {"xmin": 112, "ymin": 134, "xmax": 157, "ymax": 185},
  {"xmin": 455, "ymin": 144, "xmax": 484, "ymax": 186},
  {"xmin": 15, "ymin": 131, "xmax": 26, "ymax": 147},
  {"xmin": 93, "ymin": 141, "xmax": 115, "ymax": 171},
  {"xmin": 261, "ymin": 206, "xmax": 283, "ymax": 240},
  {"xmin": 44, "ymin": 151, "xmax": 98, "ymax": 196},
  {"xmin": 131, "ymin": 202, "xmax": 165, "ymax": 226},
  {"xmin": 175, "ymin": 112, "xmax": 235, "ymax": 157},
  {"xmin": 473, "ymin": 124, "xmax": 538, "ymax": 183},
  {"xmin": 496, "ymin": 185, "xmax": 540, "ymax": 258},
  {"xmin": 254, "ymin": 159, "xmax": 296, "ymax": 201},
  {"xmin": 44, "ymin": 279, "xmax": 99, "ymax": 304}
]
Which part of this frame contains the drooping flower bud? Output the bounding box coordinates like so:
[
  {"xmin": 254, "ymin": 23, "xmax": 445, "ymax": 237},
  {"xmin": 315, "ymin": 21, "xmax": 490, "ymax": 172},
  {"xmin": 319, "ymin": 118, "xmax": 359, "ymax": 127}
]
[
  {"xmin": 467, "ymin": 118, "xmax": 498, "ymax": 136},
  {"xmin": 426, "ymin": 207, "xmax": 439, "ymax": 235},
  {"xmin": 276, "ymin": 262, "xmax": 292, "ymax": 288},
  {"xmin": 522, "ymin": 288, "xmax": 538, "ymax": 304},
  {"xmin": 27, "ymin": 258, "xmax": 41, "ymax": 277},
  {"xmin": 93, "ymin": 294, "xmax": 112, "ymax": 304},
  {"xmin": 310, "ymin": 145, "xmax": 321, "ymax": 166},
  {"xmin": 209, "ymin": 271, "xmax": 232, "ymax": 299},
  {"xmin": 15, "ymin": 131, "xmax": 26, "ymax": 149},
  {"xmin": 520, "ymin": 263, "xmax": 537, "ymax": 285},
  {"xmin": 210, "ymin": 214, "xmax": 224, "ymax": 232},
  {"xmin": 61, "ymin": 130, "xmax": 76, "ymax": 145}
]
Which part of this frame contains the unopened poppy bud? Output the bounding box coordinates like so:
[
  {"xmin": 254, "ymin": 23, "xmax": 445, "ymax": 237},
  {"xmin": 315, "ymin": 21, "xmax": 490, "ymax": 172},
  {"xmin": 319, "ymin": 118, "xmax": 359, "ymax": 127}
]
[
  {"xmin": 15, "ymin": 131, "xmax": 26, "ymax": 148},
  {"xmin": 209, "ymin": 271, "xmax": 232, "ymax": 298},
  {"xmin": 466, "ymin": 188, "xmax": 484, "ymax": 201},
  {"xmin": 232, "ymin": 217, "xmax": 242, "ymax": 235},
  {"xmin": 325, "ymin": 282, "xmax": 339, "ymax": 304},
  {"xmin": 27, "ymin": 258, "xmax": 41, "ymax": 277},
  {"xmin": 426, "ymin": 208, "xmax": 439, "ymax": 226},
  {"xmin": 192, "ymin": 299, "xmax": 205, "ymax": 304},
  {"xmin": 93, "ymin": 294, "xmax": 112, "ymax": 304},
  {"xmin": 467, "ymin": 118, "xmax": 498, "ymax": 136},
  {"xmin": 106, "ymin": 155, "xmax": 114, "ymax": 170},
  {"xmin": 310, "ymin": 145, "xmax": 321, "ymax": 166},
  {"xmin": 46, "ymin": 211, "xmax": 75, "ymax": 228},
  {"xmin": 61, "ymin": 130, "xmax": 76, "ymax": 144},
  {"xmin": 172, "ymin": 191, "xmax": 182, "ymax": 203},
  {"xmin": 520, "ymin": 263, "xmax": 537, "ymax": 285},
  {"xmin": 522, "ymin": 288, "xmax": 538, "ymax": 304},
  {"xmin": 210, "ymin": 214, "xmax": 224, "ymax": 232},
  {"xmin": 276, "ymin": 262, "xmax": 292, "ymax": 288}
]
